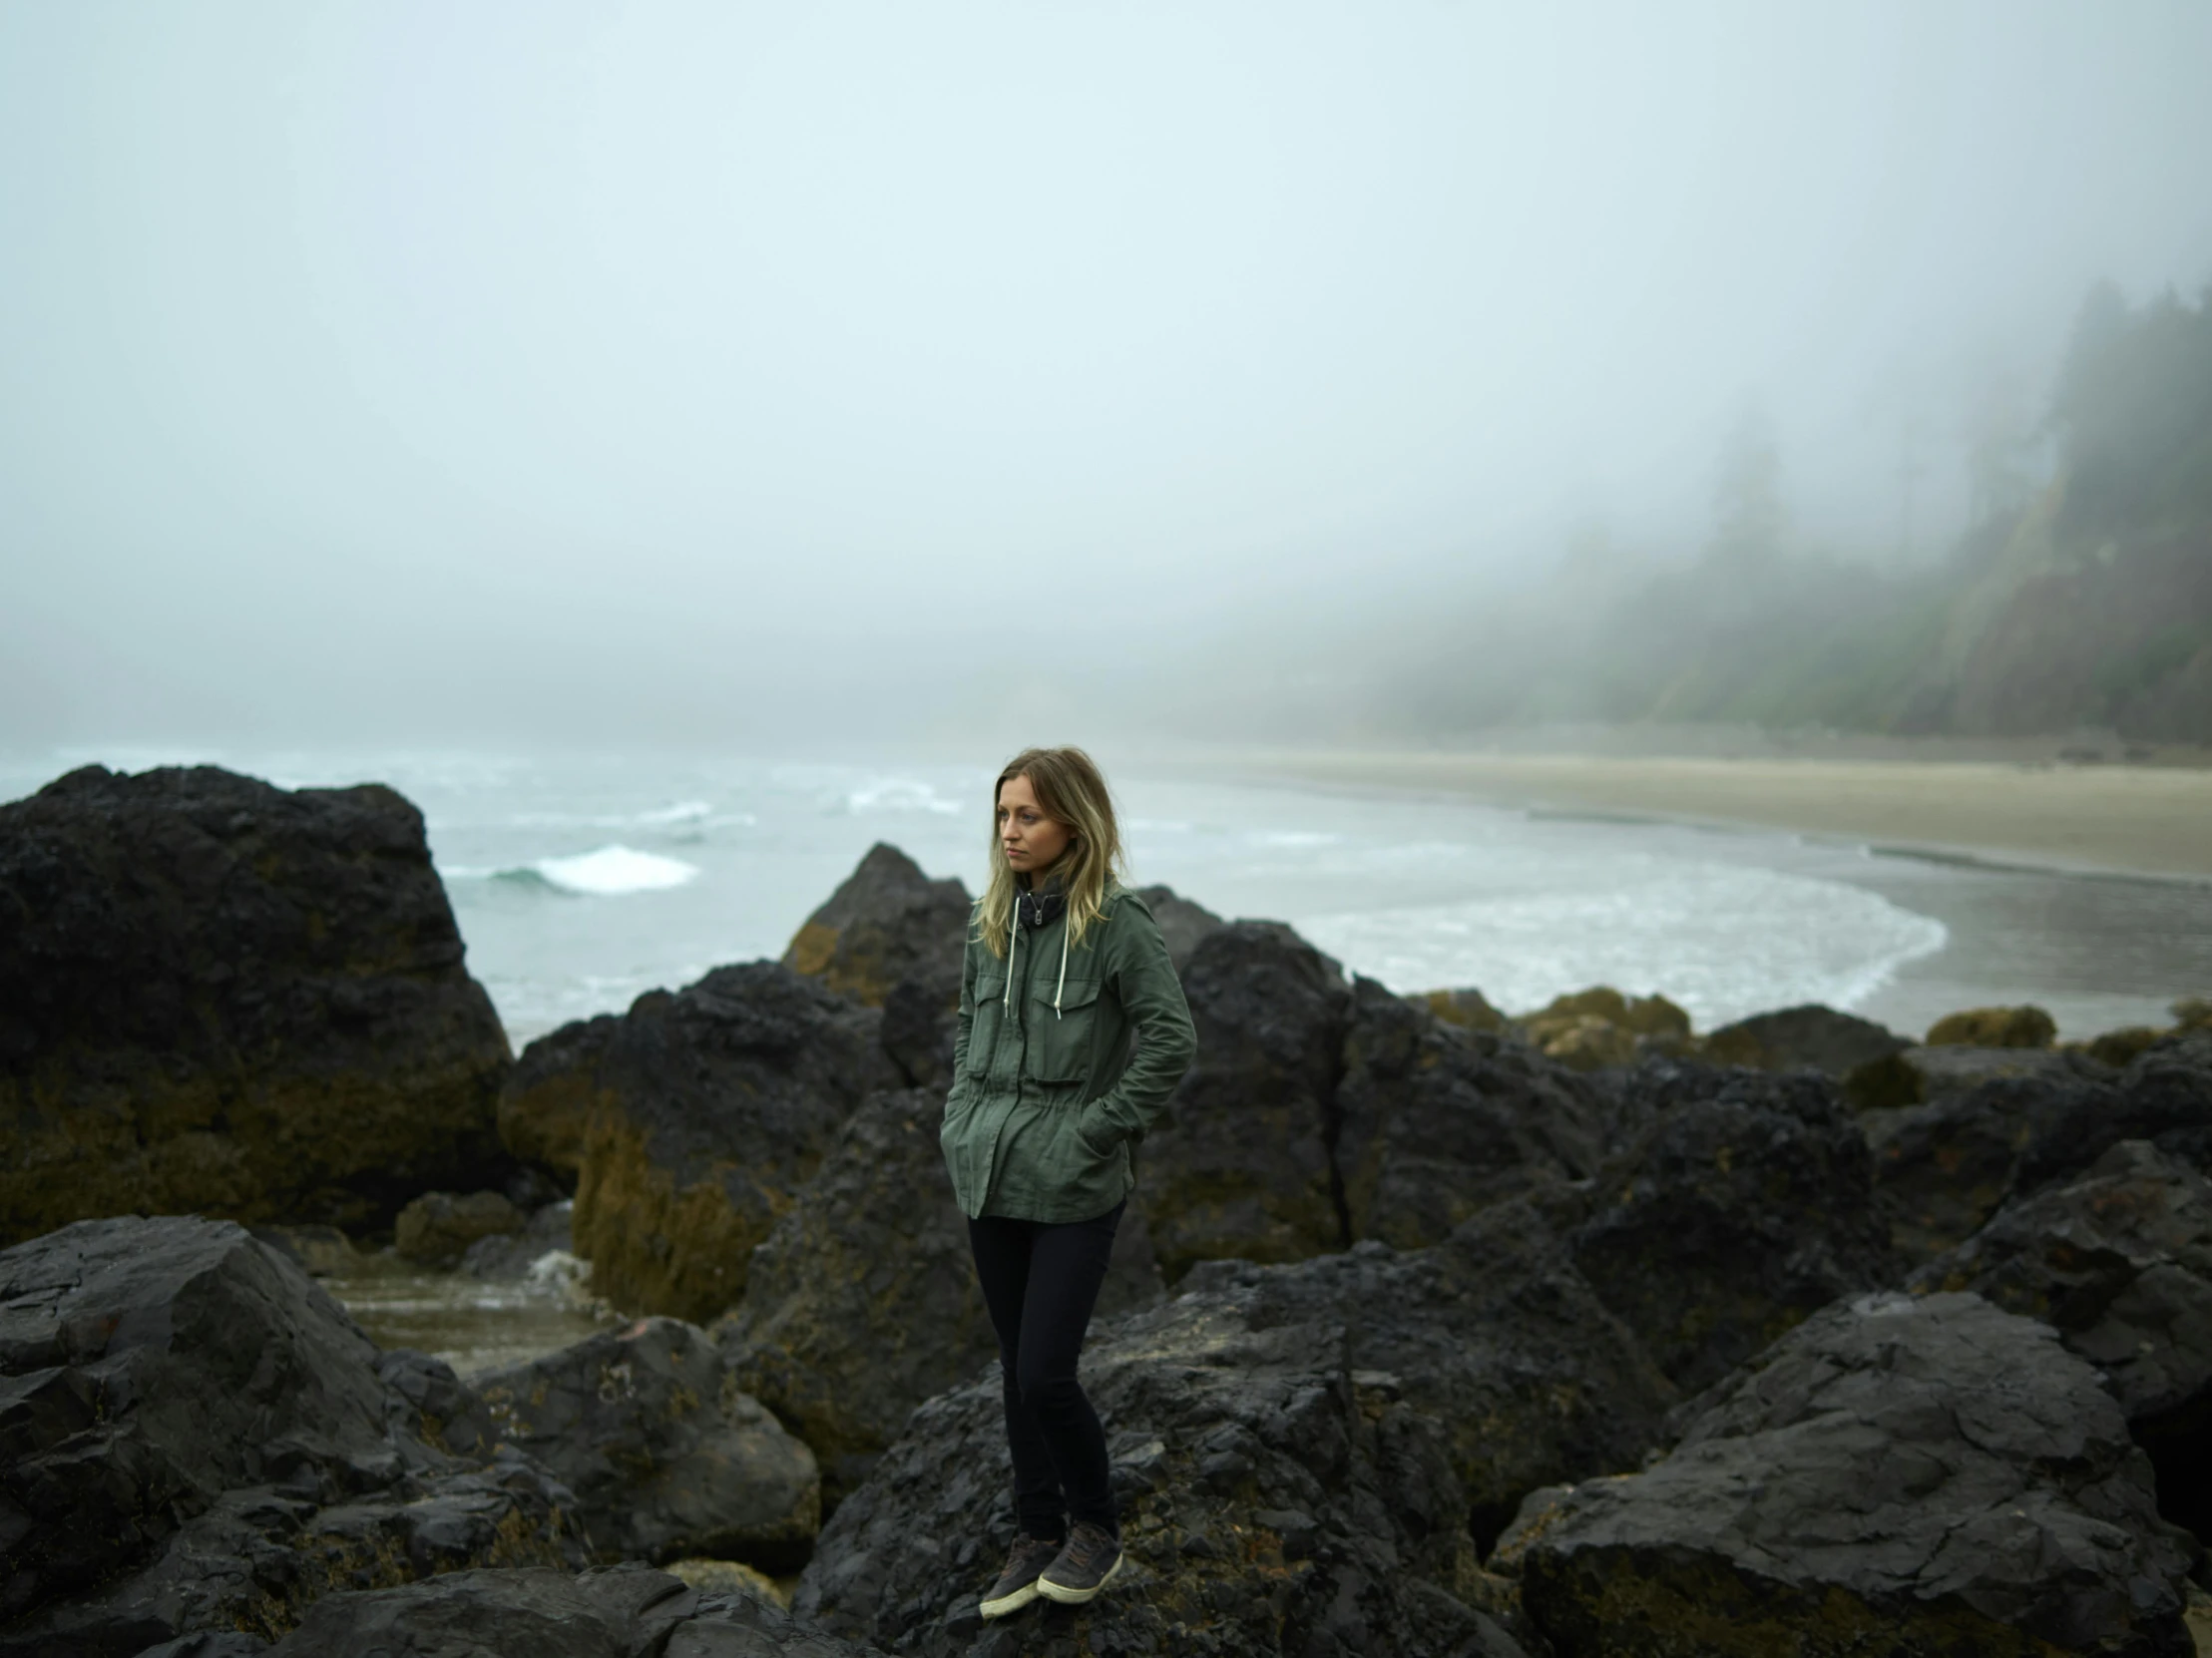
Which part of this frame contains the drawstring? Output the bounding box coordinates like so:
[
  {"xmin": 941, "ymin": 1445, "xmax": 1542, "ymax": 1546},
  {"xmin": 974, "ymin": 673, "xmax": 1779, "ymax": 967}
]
[
  {"xmin": 1055, "ymin": 917, "xmax": 1069, "ymax": 1019},
  {"xmin": 1006, "ymin": 886, "xmax": 1073, "ymax": 1018}
]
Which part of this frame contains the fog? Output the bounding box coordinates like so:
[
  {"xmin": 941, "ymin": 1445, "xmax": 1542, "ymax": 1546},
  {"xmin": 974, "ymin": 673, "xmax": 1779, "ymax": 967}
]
[{"xmin": 5, "ymin": 1, "xmax": 2210, "ymax": 748}]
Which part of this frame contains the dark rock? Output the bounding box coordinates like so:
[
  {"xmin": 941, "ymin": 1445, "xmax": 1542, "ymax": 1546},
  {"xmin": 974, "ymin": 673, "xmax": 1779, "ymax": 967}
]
[
  {"xmin": 1128, "ymin": 883, "xmax": 1226, "ymax": 977},
  {"xmin": 393, "ymin": 1189, "xmax": 524, "ymax": 1267},
  {"xmin": 2014, "ymin": 1033, "xmax": 2212, "ymax": 1191},
  {"xmin": 1912, "ymin": 1139, "xmax": 2212, "ymax": 1542},
  {"xmin": 439, "ymin": 1317, "xmax": 819, "ymax": 1570},
  {"xmin": 794, "ymin": 1266, "xmax": 1499, "ymax": 1657},
  {"xmin": 496, "ymin": 1011, "xmax": 618, "ymax": 1179},
  {"xmin": 133, "ymin": 1634, "xmax": 270, "ymax": 1657},
  {"xmin": 1567, "ymin": 1063, "xmax": 1894, "ymax": 1393},
  {"xmin": 262, "ymin": 1562, "xmax": 885, "ymax": 1657},
  {"xmin": 1170, "ymin": 1200, "xmax": 1678, "ymax": 1557},
  {"xmin": 0, "ymin": 1217, "xmax": 578, "ymax": 1656},
  {"xmin": 1927, "ymin": 1003, "xmax": 2059, "ymax": 1048},
  {"xmin": 1888, "ymin": 1040, "xmax": 2112, "ymax": 1106},
  {"xmin": 1417, "ymin": 986, "xmax": 1508, "ymax": 1034},
  {"xmin": 1867, "ymin": 1038, "xmax": 2212, "ymax": 1269},
  {"xmin": 1137, "ymin": 922, "xmax": 1351, "ymax": 1281},
  {"xmin": 781, "ymin": 843, "xmax": 971, "ymax": 1011},
  {"xmin": 1863, "ymin": 1071, "xmax": 2107, "ymax": 1261},
  {"xmin": 1700, "ymin": 1002, "xmax": 1907, "ymax": 1077},
  {"xmin": 506, "ymin": 963, "xmax": 897, "ymax": 1320},
  {"xmin": 0, "ymin": 764, "xmax": 512, "ymax": 1243},
  {"xmin": 1500, "ymin": 1292, "xmax": 2195, "ymax": 1657},
  {"xmin": 1334, "ymin": 980, "xmax": 1614, "ymax": 1249},
  {"xmin": 714, "ymin": 1090, "xmax": 1161, "ymax": 1509},
  {"xmin": 0, "ymin": 1216, "xmax": 395, "ymax": 1622},
  {"xmin": 458, "ymin": 1199, "xmax": 575, "ymax": 1280}
]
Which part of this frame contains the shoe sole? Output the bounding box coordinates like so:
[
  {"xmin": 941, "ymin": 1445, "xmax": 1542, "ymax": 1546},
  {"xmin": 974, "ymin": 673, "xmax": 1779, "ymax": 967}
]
[
  {"xmin": 1036, "ymin": 1551, "xmax": 1124, "ymax": 1605},
  {"xmin": 979, "ymin": 1581, "xmax": 1041, "ymax": 1619}
]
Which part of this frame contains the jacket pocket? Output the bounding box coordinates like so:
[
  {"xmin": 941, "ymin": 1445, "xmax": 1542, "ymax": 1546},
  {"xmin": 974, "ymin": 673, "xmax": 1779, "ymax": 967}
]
[{"xmin": 1022, "ymin": 976, "xmax": 1102, "ymax": 1084}]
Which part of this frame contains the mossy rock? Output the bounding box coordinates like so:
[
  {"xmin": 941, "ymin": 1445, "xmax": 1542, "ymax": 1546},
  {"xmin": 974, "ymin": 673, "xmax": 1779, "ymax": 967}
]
[
  {"xmin": 1419, "ymin": 986, "xmax": 1507, "ymax": 1034},
  {"xmin": 1924, "ymin": 1005, "xmax": 2056, "ymax": 1048}
]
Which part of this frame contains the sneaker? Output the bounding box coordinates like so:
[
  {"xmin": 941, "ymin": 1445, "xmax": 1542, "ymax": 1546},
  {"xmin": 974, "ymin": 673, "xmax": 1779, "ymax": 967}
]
[
  {"xmin": 1036, "ymin": 1519, "xmax": 1123, "ymax": 1605},
  {"xmin": 980, "ymin": 1532, "xmax": 1063, "ymax": 1619}
]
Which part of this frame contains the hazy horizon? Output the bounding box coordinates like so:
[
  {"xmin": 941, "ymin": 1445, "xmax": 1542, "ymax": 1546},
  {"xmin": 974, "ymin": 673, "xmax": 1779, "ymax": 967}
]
[{"xmin": 7, "ymin": 2, "xmax": 2211, "ymax": 747}]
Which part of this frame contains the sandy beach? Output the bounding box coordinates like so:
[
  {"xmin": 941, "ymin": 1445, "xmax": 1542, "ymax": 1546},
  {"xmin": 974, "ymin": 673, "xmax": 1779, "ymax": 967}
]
[{"xmin": 1208, "ymin": 749, "xmax": 2212, "ymax": 881}]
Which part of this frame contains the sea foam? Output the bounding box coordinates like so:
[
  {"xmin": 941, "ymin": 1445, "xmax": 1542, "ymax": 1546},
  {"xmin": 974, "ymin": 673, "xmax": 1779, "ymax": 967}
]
[{"xmin": 531, "ymin": 845, "xmax": 700, "ymax": 895}]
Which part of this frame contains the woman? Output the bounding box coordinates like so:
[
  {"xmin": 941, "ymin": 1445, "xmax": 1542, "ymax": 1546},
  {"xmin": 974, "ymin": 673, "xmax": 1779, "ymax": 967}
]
[{"xmin": 939, "ymin": 746, "xmax": 1197, "ymax": 1619}]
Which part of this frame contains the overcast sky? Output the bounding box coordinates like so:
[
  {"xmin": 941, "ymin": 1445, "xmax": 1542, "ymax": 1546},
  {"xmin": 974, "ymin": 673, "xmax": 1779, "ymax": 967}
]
[{"xmin": 5, "ymin": 1, "xmax": 2210, "ymax": 745}]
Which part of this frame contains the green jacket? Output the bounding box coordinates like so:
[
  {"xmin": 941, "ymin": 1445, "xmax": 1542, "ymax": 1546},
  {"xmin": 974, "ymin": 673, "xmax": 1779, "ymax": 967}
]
[{"xmin": 940, "ymin": 884, "xmax": 1197, "ymax": 1222}]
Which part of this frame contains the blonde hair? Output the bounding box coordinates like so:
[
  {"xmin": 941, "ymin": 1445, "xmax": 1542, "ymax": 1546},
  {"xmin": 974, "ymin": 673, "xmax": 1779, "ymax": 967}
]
[{"xmin": 978, "ymin": 746, "xmax": 1125, "ymax": 959}]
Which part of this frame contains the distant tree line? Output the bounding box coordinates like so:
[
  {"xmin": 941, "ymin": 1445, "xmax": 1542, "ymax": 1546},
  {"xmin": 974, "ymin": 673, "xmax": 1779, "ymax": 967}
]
[{"xmin": 1378, "ymin": 278, "xmax": 2212, "ymax": 744}]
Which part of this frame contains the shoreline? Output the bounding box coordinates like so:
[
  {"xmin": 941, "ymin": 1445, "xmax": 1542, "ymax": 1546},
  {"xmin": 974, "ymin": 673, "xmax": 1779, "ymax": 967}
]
[{"xmin": 1182, "ymin": 748, "xmax": 2212, "ymax": 883}]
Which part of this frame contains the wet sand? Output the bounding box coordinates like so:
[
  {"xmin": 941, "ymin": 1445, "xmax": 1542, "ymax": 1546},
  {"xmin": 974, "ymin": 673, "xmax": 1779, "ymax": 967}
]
[{"xmin": 1209, "ymin": 750, "xmax": 2212, "ymax": 881}]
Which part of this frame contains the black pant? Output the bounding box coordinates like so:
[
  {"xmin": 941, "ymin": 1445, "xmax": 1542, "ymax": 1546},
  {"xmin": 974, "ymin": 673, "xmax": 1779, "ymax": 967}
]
[{"xmin": 967, "ymin": 1200, "xmax": 1124, "ymax": 1540}]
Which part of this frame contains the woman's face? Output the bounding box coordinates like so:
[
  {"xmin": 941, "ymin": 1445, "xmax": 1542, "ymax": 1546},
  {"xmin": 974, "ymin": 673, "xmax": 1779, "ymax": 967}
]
[{"xmin": 997, "ymin": 773, "xmax": 1075, "ymax": 880}]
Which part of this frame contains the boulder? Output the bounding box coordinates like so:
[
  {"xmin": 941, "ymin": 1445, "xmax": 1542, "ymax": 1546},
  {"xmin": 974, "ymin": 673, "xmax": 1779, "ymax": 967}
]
[
  {"xmin": 1876, "ymin": 1040, "xmax": 2110, "ymax": 1109},
  {"xmin": 393, "ymin": 1190, "xmax": 524, "ymax": 1267},
  {"xmin": 780, "ymin": 843, "xmax": 971, "ymax": 1011},
  {"xmin": 794, "ymin": 1265, "xmax": 1511, "ymax": 1657},
  {"xmin": 1700, "ymin": 1003, "xmax": 1906, "ymax": 1077},
  {"xmin": 1567, "ymin": 1064, "xmax": 1893, "ymax": 1392},
  {"xmin": 1926, "ymin": 1003, "xmax": 2058, "ymax": 1048},
  {"xmin": 1334, "ymin": 981, "xmax": 1613, "ymax": 1249},
  {"xmin": 458, "ymin": 1199, "xmax": 575, "ymax": 1280},
  {"xmin": 1520, "ymin": 988, "xmax": 1695, "ymax": 1071},
  {"xmin": 1418, "ymin": 986, "xmax": 1508, "ymax": 1034},
  {"xmin": 1911, "ymin": 1139, "xmax": 2212, "ymax": 1541},
  {"xmin": 507, "ymin": 963, "xmax": 897, "ymax": 1320},
  {"xmin": 2013, "ymin": 1033, "xmax": 2212, "ymax": 1191},
  {"xmin": 0, "ymin": 1217, "xmax": 579, "ymax": 1655},
  {"xmin": 715, "ymin": 1089, "xmax": 1162, "ymax": 1507},
  {"xmin": 1869, "ymin": 1036, "xmax": 2212, "ymax": 1266},
  {"xmin": 1128, "ymin": 883, "xmax": 1226, "ymax": 976},
  {"xmin": 1135, "ymin": 923, "xmax": 1352, "ymax": 1281},
  {"xmin": 1169, "ymin": 1200, "xmax": 1678, "ymax": 1556},
  {"xmin": 1863, "ymin": 1071, "xmax": 2109, "ymax": 1262},
  {"xmin": 0, "ymin": 764, "xmax": 512, "ymax": 1244},
  {"xmin": 439, "ymin": 1317, "xmax": 820, "ymax": 1570},
  {"xmin": 263, "ymin": 1562, "xmax": 885, "ymax": 1658},
  {"xmin": 1499, "ymin": 1293, "xmax": 2195, "ymax": 1658}
]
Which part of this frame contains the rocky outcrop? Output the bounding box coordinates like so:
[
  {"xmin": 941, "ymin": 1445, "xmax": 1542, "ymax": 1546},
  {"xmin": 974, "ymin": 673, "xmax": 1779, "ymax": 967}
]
[
  {"xmin": 1520, "ymin": 986, "xmax": 1693, "ymax": 1071},
  {"xmin": 781, "ymin": 843, "xmax": 971, "ymax": 1011},
  {"xmin": 794, "ymin": 1262, "xmax": 1513, "ymax": 1657},
  {"xmin": 1567, "ymin": 1064, "xmax": 1893, "ymax": 1392},
  {"xmin": 1136, "ymin": 923, "xmax": 1351, "ymax": 1281},
  {"xmin": 1927, "ymin": 1003, "xmax": 2059, "ymax": 1048},
  {"xmin": 1869, "ymin": 1036, "xmax": 2212, "ymax": 1264},
  {"xmin": 0, "ymin": 765, "xmax": 512, "ymax": 1244},
  {"xmin": 1418, "ymin": 986, "xmax": 1508, "ymax": 1034},
  {"xmin": 1129, "ymin": 883, "xmax": 1226, "ymax": 975},
  {"xmin": 715, "ymin": 1089, "xmax": 1162, "ymax": 1506},
  {"xmin": 394, "ymin": 1190, "xmax": 524, "ymax": 1267},
  {"xmin": 1170, "ymin": 1201, "xmax": 1678, "ymax": 1555},
  {"xmin": 1335, "ymin": 981, "xmax": 1613, "ymax": 1249},
  {"xmin": 264, "ymin": 1562, "xmax": 885, "ymax": 1658},
  {"xmin": 2012, "ymin": 1032, "xmax": 2212, "ymax": 1190},
  {"xmin": 1912, "ymin": 1139, "xmax": 2212, "ymax": 1540},
  {"xmin": 440, "ymin": 1318, "xmax": 819, "ymax": 1570},
  {"xmin": 781, "ymin": 844, "xmax": 973, "ymax": 1092},
  {"xmin": 1498, "ymin": 1293, "xmax": 2195, "ymax": 1657},
  {"xmin": 0, "ymin": 1216, "xmax": 580, "ymax": 1656},
  {"xmin": 506, "ymin": 964, "xmax": 897, "ymax": 1321},
  {"xmin": 1700, "ymin": 1002, "xmax": 1907, "ymax": 1076}
]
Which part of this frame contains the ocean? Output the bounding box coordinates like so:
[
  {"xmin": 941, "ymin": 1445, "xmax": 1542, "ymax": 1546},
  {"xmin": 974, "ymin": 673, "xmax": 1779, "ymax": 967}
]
[{"xmin": 6, "ymin": 745, "xmax": 2209, "ymax": 1045}]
